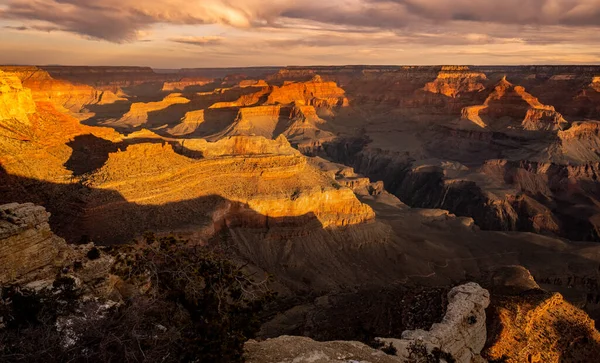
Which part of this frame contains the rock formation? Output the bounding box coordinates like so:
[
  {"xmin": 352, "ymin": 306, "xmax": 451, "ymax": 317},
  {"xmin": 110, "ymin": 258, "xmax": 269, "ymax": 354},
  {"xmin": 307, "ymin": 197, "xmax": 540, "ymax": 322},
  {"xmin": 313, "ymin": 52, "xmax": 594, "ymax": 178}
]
[
  {"xmin": 377, "ymin": 283, "xmax": 490, "ymax": 363},
  {"xmin": 423, "ymin": 66, "xmax": 487, "ymax": 98},
  {"xmin": 0, "ymin": 66, "xmax": 124, "ymax": 112},
  {"xmin": 79, "ymin": 135, "xmax": 374, "ymax": 243},
  {"xmin": 112, "ymin": 93, "xmax": 190, "ymax": 128},
  {"xmin": 246, "ymin": 283, "xmax": 490, "ymax": 363},
  {"xmin": 0, "ymin": 70, "xmax": 36, "ymax": 141},
  {"xmin": 484, "ymin": 268, "xmax": 600, "ymax": 363},
  {"xmin": 161, "ymin": 77, "xmax": 211, "ymax": 92},
  {"xmin": 209, "ymin": 86, "xmax": 270, "ymax": 108},
  {"xmin": 245, "ymin": 336, "xmax": 401, "ymax": 363},
  {"xmin": 266, "ymin": 75, "xmax": 348, "ymax": 108},
  {"xmin": 556, "ymin": 121, "xmax": 600, "ymax": 163},
  {"xmin": 4, "ymin": 65, "xmax": 600, "ymax": 363},
  {"xmin": 0, "ymin": 203, "xmax": 67, "ymax": 283},
  {"xmin": 217, "ymin": 105, "xmax": 282, "ymax": 138},
  {"xmin": 166, "ymin": 109, "xmax": 206, "ymax": 136},
  {"xmin": 461, "ymin": 77, "xmax": 569, "ymax": 131},
  {"xmin": 42, "ymin": 65, "xmax": 174, "ymax": 93},
  {"xmin": 0, "ymin": 70, "xmax": 36, "ymax": 122}
]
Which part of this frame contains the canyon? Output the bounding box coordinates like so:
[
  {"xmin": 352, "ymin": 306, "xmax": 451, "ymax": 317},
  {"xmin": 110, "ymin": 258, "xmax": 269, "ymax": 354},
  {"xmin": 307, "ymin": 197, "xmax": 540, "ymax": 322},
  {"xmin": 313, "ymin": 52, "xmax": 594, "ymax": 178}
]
[{"xmin": 3, "ymin": 64, "xmax": 600, "ymax": 362}]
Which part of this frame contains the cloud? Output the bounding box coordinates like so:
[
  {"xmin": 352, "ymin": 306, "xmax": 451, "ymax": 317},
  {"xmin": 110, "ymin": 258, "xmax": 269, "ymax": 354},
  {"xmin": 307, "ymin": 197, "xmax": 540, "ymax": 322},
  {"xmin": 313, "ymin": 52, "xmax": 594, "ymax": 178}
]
[
  {"xmin": 2, "ymin": 0, "xmax": 600, "ymax": 43},
  {"xmin": 1, "ymin": 0, "xmax": 600, "ymax": 67},
  {"xmin": 170, "ymin": 36, "xmax": 225, "ymax": 46},
  {"xmin": 0, "ymin": 0, "xmax": 290, "ymax": 42},
  {"xmin": 4, "ymin": 24, "xmax": 62, "ymax": 32},
  {"xmin": 384, "ymin": 0, "xmax": 600, "ymax": 26}
]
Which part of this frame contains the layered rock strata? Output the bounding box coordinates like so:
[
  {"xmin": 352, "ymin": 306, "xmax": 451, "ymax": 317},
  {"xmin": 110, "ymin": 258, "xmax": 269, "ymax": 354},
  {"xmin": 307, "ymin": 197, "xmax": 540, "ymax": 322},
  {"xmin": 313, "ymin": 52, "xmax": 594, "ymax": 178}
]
[
  {"xmin": 112, "ymin": 93, "xmax": 190, "ymax": 128},
  {"xmin": 461, "ymin": 77, "xmax": 569, "ymax": 131},
  {"xmin": 68, "ymin": 136, "xmax": 375, "ymax": 243},
  {"xmin": 266, "ymin": 75, "xmax": 348, "ymax": 108},
  {"xmin": 484, "ymin": 270, "xmax": 600, "ymax": 363},
  {"xmin": 0, "ymin": 66, "xmax": 124, "ymax": 112},
  {"xmin": 161, "ymin": 77, "xmax": 211, "ymax": 92},
  {"xmin": 0, "ymin": 203, "xmax": 67, "ymax": 283},
  {"xmin": 423, "ymin": 66, "xmax": 487, "ymax": 98}
]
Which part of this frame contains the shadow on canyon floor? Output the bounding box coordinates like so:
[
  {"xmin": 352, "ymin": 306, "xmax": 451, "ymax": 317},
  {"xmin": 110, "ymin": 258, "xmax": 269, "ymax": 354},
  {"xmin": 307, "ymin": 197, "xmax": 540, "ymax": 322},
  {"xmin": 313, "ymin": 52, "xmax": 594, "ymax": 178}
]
[
  {"xmin": 82, "ymin": 101, "xmax": 131, "ymax": 126},
  {"xmin": 63, "ymin": 133, "xmax": 208, "ymax": 176}
]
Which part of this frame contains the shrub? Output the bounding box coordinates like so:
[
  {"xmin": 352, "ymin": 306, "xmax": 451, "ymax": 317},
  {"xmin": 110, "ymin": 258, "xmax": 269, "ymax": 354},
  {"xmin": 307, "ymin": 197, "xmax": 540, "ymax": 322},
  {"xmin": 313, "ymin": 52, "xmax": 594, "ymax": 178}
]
[
  {"xmin": 407, "ymin": 341, "xmax": 456, "ymax": 363},
  {"xmin": 0, "ymin": 235, "xmax": 274, "ymax": 363}
]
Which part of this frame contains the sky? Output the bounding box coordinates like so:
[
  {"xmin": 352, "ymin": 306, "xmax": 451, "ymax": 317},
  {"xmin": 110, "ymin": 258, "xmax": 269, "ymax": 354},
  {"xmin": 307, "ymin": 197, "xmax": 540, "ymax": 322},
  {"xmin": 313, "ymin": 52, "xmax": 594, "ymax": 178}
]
[{"xmin": 0, "ymin": 0, "xmax": 600, "ymax": 68}]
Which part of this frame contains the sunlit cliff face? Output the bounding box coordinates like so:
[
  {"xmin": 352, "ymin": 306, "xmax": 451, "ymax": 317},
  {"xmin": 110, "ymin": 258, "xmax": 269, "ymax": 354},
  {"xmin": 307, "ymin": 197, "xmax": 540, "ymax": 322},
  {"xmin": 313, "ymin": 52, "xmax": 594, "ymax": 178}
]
[{"xmin": 0, "ymin": 0, "xmax": 599, "ymax": 67}]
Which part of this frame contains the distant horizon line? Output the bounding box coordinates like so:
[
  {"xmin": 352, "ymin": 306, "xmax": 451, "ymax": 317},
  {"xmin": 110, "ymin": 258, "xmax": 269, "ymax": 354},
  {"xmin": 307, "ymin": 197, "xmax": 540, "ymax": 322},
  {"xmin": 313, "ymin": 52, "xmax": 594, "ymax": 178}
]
[{"xmin": 2, "ymin": 64, "xmax": 600, "ymax": 70}]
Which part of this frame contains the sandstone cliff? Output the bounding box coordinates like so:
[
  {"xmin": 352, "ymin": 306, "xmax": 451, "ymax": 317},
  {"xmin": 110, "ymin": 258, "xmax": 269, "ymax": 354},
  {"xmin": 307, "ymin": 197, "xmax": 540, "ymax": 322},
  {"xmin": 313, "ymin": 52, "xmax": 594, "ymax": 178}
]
[
  {"xmin": 209, "ymin": 86, "xmax": 270, "ymax": 108},
  {"xmin": 266, "ymin": 75, "xmax": 348, "ymax": 108},
  {"xmin": 0, "ymin": 203, "xmax": 67, "ymax": 283},
  {"xmin": 161, "ymin": 77, "xmax": 211, "ymax": 92},
  {"xmin": 166, "ymin": 109, "xmax": 206, "ymax": 136},
  {"xmin": 281, "ymin": 103, "xmax": 336, "ymax": 149},
  {"xmin": 42, "ymin": 65, "xmax": 173, "ymax": 94},
  {"xmin": 423, "ymin": 66, "xmax": 487, "ymax": 98},
  {"xmin": 0, "ymin": 66, "xmax": 125, "ymax": 112},
  {"xmin": 484, "ymin": 271, "xmax": 600, "ymax": 363},
  {"xmin": 112, "ymin": 93, "xmax": 190, "ymax": 128},
  {"xmin": 70, "ymin": 136, "xmax": 375, "ymax": 243},
  {"xmin": 217, "ymin": 105, "xmax": 282, "ymax": 138},
  {"xmin": 556, "ymin": 121, "xmax": 600, "ymax": 163},
  {"xmin": 461, "ymin": 77, "xmax": 569, "ymax": 131},
  {"xmin": 0, "ymin": 70, "xmax": 36, "ymax": 140}
]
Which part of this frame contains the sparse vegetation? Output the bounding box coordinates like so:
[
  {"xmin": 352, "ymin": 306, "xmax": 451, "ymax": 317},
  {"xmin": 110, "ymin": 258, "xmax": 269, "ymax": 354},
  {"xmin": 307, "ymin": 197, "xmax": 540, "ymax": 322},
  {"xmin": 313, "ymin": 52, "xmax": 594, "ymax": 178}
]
[
  {"xmin": 407, "ymin": 341, "xmax": 456, "ymax": 363},
  {"xmin": 0, "ymin": 234, "xmax": 274, "ymax": 363},
  {"xmin": 381, "ymin": 342, "xmax": 398, "ymax": 356}
]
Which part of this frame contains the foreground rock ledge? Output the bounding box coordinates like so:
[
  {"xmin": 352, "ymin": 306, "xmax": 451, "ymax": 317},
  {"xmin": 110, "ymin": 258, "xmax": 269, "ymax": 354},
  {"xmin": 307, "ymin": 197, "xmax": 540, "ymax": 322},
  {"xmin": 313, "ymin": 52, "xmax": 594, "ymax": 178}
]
[
  {"xmin": 0, "ymin": 202, "xmax": 67, "ymax": 283},
  {"xmin": 245, "ymin": 283, "xmax": 490, "ymax": 363}
]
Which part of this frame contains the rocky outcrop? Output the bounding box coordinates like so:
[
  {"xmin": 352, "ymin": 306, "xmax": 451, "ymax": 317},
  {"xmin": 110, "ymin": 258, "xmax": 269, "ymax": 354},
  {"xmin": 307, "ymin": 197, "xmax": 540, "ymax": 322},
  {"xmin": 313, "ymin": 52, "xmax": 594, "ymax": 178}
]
[
  {"xmin": 112, "ymin": 93, "xmax": 190, "ymax": 128},
  {"xmin": 217, "ymin": 105, "xmax": 282, "ymax": 138},
  {"xmin": 166, "ymin": 109, "xmax": 206, "ymax": 136},
  {"xmin": 461, "ymin": 77, "xmax": 569, "ymax": 131},
  {"xmin": 42, "ymin": 65, "xmax": 173, "ymax": 93},
  {"xmin": 245, "ymin": 283, "xmax": 490, "ymax": 363},
  {"xmin": 180, "ymin": 134, "xmax": 297, "ymax": 158},
  {"xmin": 377, "ymin": 283, "xmax": 490, "ymax": 363},
  {"xmin": 484, "ymin": 273, "xmax": 600, "ymax": 363},
  {"xmin": 266, "ymin": 75, "xmax": 348, "ymax": 108},
  {"xmin": 0, "ymin": 70, "xmax": 36, "ymax": 123},
  {"xmin": 0, "ymin": 66, "xmax": 125, "ymax": 112},
  {"xmin": 522, "ymin": 108, "xmax": 569, "ymax": 131},
  {"xmin": 556, "ymin": 121, "xmax": 600, "ymax": 163},
  {"xmin": 161, "ymin": 77, "xmax": 211, "ymax": 92},
  {"xmin": 209, "ymin": 86, "xmax": 270, "ymax": 109},
  {"xmin": 481, "ymin": 159, "xmax": 600, "ymax": 240},
  {"xmin": 239, "ymin": 79, "xmax": 269, "ymax": 88},
  {"xmin": 0, "ymin": 70, "xmax": 36, "ymax": 141},
  {"xmin": 245, "ymin": 336, "xmax": 400, "ymax": 363},
  {"xmin": 591, "ymin": 77, "xmax": 600, "ymax": 92},
  {"xmin": 317, "ymin": 139, "xmax": 600, "ymax": 241},
  {"xmin": 0, "ymin": 203, "xmax": 67, "ymax": 283},
  {"xmin": 282, "ymin": 104, "xmax": 335, "ymax": 146},
  {"xmin": 423, "ymin": 66, "xmax": 487, "ymax": 98},
  {"xmin": 70, "ymin": 136, "xmax": 375, "ymax": 243}
]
